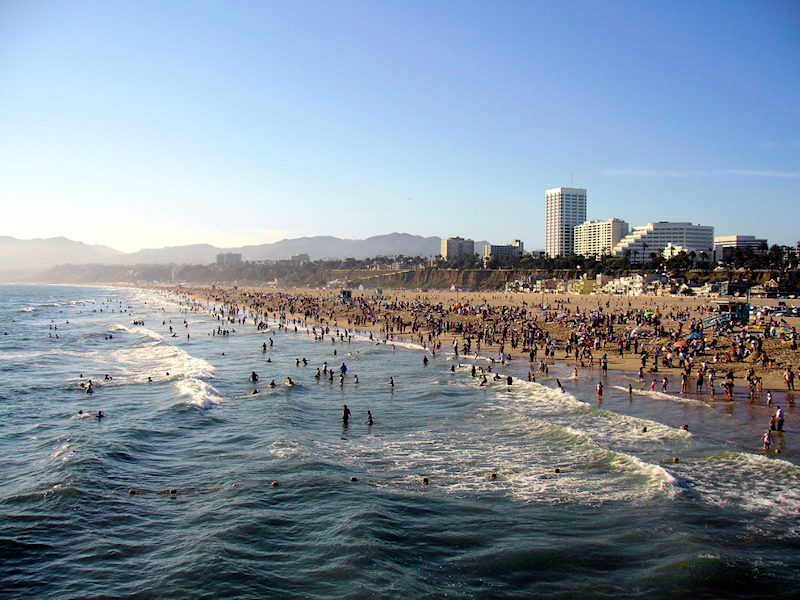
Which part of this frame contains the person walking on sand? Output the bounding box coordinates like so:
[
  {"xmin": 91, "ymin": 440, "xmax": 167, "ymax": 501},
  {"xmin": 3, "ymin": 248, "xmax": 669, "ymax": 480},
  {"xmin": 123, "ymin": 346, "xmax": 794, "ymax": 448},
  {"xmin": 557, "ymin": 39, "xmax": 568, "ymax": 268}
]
[{"xmin": 785, "ymin": 366, "xmax": 795, "ymax": 391}]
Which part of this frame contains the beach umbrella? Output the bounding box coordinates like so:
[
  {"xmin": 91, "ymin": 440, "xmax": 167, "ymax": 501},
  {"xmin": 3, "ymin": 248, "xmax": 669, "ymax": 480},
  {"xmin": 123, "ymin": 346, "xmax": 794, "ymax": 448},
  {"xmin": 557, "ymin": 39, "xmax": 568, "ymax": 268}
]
[{"xmin": 673, "ymin": 341, "xmax": 688, "ymax": 348}]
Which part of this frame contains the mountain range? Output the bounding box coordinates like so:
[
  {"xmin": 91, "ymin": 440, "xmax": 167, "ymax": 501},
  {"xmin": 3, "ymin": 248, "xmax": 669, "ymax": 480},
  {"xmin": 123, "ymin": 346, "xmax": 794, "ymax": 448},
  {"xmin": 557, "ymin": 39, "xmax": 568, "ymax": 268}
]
[{"xmin": 0, "ymin": 233, "xmax": 492, "ymax": 270}]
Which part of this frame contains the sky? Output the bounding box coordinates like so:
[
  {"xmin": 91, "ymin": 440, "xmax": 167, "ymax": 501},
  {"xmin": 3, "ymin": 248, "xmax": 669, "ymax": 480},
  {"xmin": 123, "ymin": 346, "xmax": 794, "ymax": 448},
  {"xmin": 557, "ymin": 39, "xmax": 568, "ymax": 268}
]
[{"xmin": 1, "ymin": 0, "xmax": 799, "ymax": 253}]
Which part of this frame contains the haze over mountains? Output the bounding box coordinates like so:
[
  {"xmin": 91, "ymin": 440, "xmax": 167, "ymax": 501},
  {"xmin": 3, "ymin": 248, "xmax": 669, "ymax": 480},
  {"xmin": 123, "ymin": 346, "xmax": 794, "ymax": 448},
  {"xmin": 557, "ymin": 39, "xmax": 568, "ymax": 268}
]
[{"xmin": 0, "ymin": 233, "xmax": 492, "ymax": 271}]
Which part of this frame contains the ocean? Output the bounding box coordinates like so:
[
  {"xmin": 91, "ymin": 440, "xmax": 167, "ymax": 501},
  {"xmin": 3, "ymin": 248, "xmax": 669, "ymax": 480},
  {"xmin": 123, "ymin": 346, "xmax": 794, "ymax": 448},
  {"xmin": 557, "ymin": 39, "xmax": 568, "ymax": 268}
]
[{"xmin": 1, "ymin": 284, "xmax": 798, "ymax": 599}]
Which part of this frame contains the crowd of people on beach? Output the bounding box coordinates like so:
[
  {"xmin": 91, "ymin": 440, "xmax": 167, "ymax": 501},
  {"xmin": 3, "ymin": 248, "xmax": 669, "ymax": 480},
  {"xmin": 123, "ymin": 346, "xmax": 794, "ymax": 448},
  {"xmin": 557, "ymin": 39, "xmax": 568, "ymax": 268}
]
[{"xmin": 75, "ymin": 286, "xmax": 797, "ymax": 451}]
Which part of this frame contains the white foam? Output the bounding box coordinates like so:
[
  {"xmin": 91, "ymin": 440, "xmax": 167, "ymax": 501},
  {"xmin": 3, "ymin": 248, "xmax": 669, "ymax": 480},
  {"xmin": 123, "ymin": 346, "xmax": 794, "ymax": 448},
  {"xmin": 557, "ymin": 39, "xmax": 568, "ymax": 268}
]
[
  {"xmin": 677, "ymin": 451, "xmax": 800, "ymax": 537},
  {"xmin": 176, "ymin": 378, "xmax": 224, "ymax": 409}
]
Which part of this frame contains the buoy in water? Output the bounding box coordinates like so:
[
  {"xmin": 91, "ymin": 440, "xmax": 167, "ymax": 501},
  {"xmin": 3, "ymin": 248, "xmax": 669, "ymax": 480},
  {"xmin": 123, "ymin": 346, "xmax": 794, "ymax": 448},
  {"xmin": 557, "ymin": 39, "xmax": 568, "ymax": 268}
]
[{"xmin": 553, "ymin": 468, "xmax": 560, "ymax": 473}]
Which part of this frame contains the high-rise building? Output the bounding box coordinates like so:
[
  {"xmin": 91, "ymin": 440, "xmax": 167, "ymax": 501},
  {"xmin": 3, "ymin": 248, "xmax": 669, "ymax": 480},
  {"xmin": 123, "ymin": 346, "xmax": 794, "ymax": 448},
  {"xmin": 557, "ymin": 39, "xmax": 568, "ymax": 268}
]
[
  {"xmin": 574, "ymin": 219, "xmax": 629, "ymax": 259},
  {"xmin": 612, "ymin": 222, "xmax": 714, "ymax": 263},
  {"xmin": 216, "ymin": 252, "xmax": 242, "ymax": 266},
  {"xmin": 441, "ymin": 237, "xmax": 475, "ymax": 260},
  {"xmin": 545, "ymin": 187, "xmax": 587, "ymax": 257}
]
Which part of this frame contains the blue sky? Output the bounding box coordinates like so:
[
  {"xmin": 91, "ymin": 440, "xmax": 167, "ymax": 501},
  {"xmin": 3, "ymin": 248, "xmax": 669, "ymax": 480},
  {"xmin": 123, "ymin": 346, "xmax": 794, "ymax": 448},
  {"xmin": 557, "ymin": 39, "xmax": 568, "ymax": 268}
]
[{"xmin": 1, "ymin": 1, "xmax": 798, "ymax": 252}]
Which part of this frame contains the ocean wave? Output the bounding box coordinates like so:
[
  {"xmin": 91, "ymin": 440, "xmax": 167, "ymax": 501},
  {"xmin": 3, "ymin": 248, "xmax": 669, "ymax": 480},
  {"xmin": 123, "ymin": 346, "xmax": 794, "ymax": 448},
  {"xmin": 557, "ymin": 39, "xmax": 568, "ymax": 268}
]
[
  {"xmin": 614, "ymin": 385, "xmax": 709, "ymax": 406},
  {"xmin": 676, "ymin": 451, "xmax": 800, "ymax": 538},
  {"xmin": 176, "ymin": 378, "xmax": 224, "ymax": 409}
]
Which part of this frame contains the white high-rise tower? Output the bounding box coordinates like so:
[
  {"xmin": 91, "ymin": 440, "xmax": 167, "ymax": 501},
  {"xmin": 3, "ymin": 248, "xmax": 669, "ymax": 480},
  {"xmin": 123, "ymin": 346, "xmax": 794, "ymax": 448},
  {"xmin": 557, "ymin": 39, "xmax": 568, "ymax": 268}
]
[{"xmin": 545, "ymin": 187, "xmax": 587, "ymax": 257}]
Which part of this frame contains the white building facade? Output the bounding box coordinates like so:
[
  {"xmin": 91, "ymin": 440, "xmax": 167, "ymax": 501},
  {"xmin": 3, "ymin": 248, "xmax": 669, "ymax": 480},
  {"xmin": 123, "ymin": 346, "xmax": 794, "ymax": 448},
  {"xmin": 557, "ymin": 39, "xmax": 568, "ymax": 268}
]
[
  {"xmin": 713, "ymin": 235, "xmax": 768, "ymax": 262},
  {"xmin": 441, "ymin": 237, "xmax": 475, "ymax": 260},
  {"xmin": 612, "ymin": 222, "xmax": 714, "ymax": 264},
  {"xmin": 545, "ymin": 187, "xmax": 587, "ymax": 257},
  {"xmin": 573, "ymin": 218, "xmax": 629, "ymax": 259},
  {"xmin": 483, "ymin": 239, "xmax": 524, "ymax": 261}
]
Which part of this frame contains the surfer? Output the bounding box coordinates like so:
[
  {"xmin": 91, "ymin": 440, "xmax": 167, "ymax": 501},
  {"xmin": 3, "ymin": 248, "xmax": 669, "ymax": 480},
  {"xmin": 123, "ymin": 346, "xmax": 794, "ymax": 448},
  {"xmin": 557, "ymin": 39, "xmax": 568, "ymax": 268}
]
[{"xmin": 249, "ymin": 371, "xmax": 259, "ymax": 382}]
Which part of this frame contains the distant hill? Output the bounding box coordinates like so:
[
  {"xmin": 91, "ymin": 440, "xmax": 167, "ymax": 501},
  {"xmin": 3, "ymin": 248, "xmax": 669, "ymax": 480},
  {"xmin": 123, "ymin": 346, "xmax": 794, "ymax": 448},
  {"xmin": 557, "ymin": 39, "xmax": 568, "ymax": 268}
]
[
  {"xmin": 0, "ymin": 236, "xmax": 123, "ymax": 270},
  {"xmin": 0, "ymin": 233, "xmax": 494, "ymax": 270}
]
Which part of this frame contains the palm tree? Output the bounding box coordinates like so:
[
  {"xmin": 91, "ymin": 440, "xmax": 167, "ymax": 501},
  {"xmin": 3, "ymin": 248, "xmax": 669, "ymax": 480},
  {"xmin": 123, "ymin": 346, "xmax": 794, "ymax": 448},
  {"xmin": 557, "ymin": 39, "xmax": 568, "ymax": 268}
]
[{"xmin": 699, "ymin": 250, "xmax": 709, "ymax": 270}]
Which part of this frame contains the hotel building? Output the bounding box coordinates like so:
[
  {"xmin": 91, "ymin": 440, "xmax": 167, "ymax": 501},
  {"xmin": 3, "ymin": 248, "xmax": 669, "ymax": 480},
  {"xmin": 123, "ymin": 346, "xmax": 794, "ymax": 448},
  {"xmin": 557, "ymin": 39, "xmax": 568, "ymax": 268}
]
[{"xmin": 545, "ymin": 187, "xmax": 587, "ymax": 257}]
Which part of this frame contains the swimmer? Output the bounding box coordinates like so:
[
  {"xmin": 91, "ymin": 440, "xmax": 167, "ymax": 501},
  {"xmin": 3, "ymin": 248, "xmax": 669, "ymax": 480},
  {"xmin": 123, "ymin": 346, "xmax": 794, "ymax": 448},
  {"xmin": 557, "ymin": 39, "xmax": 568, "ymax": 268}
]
[
  {"xmin": 572, "ymin": 367, "xmax": 578, "ymax": 378},
  {"xmin": 680, "ymin": 424, "xmax": 688, "ymax": 430},
  {"xmin": 285, "ymin": 377, "xmax": 294, "ymax": 386},
  {"xmin": 423, "ymin": 356, "xmax": 428, "ymax": 365},
  {"xmin": 641, "ymin": 426, "xmax": 647, "ymax": 433},
  {"xmin": 389, "ymin": 377, "xmax": 394, "ymax": 388},
  {"xmin": 269, "ymin": 380, "xmax": 276, "ymax": 388},
  {"xmin": 251, "ymin": 389, "xmax": 259, "ymax": 395},
  {"xmin": 556, "ymin": 379, "xmax": 564, "ymax": 393},
  {"xmin": 480, "ymin": 375, "xmax": 488, "ymax": 386},
  {"xmin": 628, "ymin": 384, "xmax": 633, "ymax": 395},
  {"xmin": 366, "ymin": 410, "xmax": 373, "ymax": 425},
  {"xmin": 507, "ymin": 375, "xmax": 513, "ymax": 386},
  {"xmin": 249, "ymin": 371, "xmax": 259, "ymax": 382},
  {"xmin": 96, "ymin": 411, "xmax": 104, "ymax": 419},
  {"xmin": 353, "ymin": 375, "xmax": 359, "ymax": 384}
]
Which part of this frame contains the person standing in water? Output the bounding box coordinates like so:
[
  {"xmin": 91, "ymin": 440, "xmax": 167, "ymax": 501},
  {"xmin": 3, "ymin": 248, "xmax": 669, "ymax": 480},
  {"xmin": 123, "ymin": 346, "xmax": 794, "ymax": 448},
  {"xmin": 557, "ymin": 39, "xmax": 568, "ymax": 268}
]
[{"xmin": 342, "ymin": 405, "xmax": 351, "ymax": 424}]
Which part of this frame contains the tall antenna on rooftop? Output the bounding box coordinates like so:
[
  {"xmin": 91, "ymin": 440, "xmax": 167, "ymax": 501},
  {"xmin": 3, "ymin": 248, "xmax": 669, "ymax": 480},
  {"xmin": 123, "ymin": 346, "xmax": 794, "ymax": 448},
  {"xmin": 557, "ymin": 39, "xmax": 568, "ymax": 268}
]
[{"xmin": 571, "ymin": 173, "xmax": 574, "ymax": 187}]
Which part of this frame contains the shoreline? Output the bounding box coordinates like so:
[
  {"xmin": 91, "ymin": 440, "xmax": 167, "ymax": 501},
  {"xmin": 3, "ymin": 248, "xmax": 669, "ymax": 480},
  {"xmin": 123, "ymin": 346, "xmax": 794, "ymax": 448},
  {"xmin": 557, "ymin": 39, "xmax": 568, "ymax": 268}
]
[{"xmin": 150, "ymin": 284, "xmax": 799, "ymax": 398}]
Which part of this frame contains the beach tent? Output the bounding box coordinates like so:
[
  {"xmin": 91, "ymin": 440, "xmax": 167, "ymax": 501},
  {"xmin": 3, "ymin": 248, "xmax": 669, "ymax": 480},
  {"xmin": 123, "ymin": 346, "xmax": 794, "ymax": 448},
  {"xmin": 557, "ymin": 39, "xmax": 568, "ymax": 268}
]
[{"xmin": 688, "ymin": 332, "xmax": 703, "ymax": 339}]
